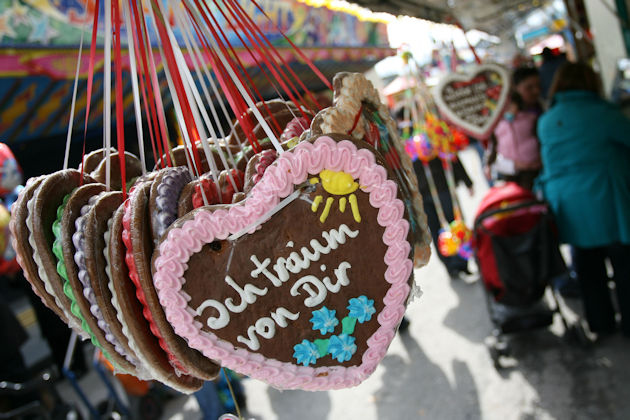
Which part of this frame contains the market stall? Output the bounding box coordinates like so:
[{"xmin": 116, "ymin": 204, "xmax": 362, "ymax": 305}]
[{"xmin": 0, "ymin": 0, "xmax": 393, "ymax": 147}]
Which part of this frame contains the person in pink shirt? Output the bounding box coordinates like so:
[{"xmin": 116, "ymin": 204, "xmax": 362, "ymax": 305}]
[{"xmin": 485, "ymin": 67, "xmax": 542, "ymax": 190}]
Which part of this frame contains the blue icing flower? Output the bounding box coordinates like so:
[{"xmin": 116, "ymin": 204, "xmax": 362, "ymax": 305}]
[
  {"xmin": 328, "ymin": 334, "xmax": 357, "ymax": 363},
  {"xmin": 347, "ymin": 296, "xmax": 376, "ymax": 323},
  {"xmin": 310, "ymin": 306, "xmax": 339, "ymax": 335},
  {"xmin": 293, "ymin": 340, "xmax": 319, "ymax": 366}
]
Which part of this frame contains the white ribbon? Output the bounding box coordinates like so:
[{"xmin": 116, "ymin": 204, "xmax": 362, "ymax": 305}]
[
  {"xmin": 173, "ymin": 5, "xmax": 239, "ymax": 191},
  {"xmin": 227, "ymin": 189, "xmax": 301, "ymax": 241},
  {"xmin": 64, "ymin": 13, "xmax": 86, "ymax": 170},
  {"xmin": 104, "ymin": 0, "xmax": 112, "ymax": 191},
  {"xmin": 182, "ymin": 0, "xmax": 283, "ymax": 155},
  {"xmin": 122, "ymin": 0, "xmax": 147, "ymax": 174}
]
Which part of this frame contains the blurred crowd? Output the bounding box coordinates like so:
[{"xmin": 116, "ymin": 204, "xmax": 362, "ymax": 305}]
[{"xmin": 464, "ymin": 49, "xmax": 629, "ymax": 340}]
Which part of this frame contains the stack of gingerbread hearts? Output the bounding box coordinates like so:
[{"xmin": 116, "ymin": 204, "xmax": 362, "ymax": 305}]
[
  {"xmin": 11, "ymin": 152, "xmax": 219, "ymax": 392},
  {"xmin": 12, "ymin": 74, "xmax": 431, "ymax": 392}
]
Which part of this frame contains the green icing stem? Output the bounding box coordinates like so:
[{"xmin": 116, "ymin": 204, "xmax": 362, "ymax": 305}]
[
  {"xmin": 52, "ymin": 193, "xmax": 117, "ymax": 366},
  {"xmin": 341, "ymin": 316, "xmax": 357, "ymax": 335},
  {"xmin": 314, "ymin": 339, "xmax": 330, "ymax": 358},
  {"xmin": 311, "ymin": 317, "xmax": 357, "ymax": 359}
]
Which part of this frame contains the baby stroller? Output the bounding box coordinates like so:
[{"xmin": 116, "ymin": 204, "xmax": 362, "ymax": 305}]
[{"xmin": 473, "ymin": 182, "xmax": 588, "ymax": 368}]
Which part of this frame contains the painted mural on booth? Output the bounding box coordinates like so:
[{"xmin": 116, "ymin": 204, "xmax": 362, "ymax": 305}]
[{"xmin": 0, "ymin": 0, "xmax": 388, "ymax": 48}]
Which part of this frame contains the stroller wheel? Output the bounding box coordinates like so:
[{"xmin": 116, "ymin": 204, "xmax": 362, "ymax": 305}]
[
  {"xmin": 495, "ymin": 339, "xmax": 510, "ymax": 357},
  {"xmin": 485, "ymin": 337, "xmax": 506, "ymax": 370},
  {"xmin": 567, "ymin": 323, "xmax": 592, "ymax": 348},
  {"xmin": 488, "ymin": 346, "xmax": 503, "ymax": 370},
  {"xmin": 96, "ymin": 400, "xmax": 124, "ymax": 420}
]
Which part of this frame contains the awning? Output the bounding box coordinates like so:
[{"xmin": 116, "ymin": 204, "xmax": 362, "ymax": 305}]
[
  {"xmin": 345, "ymin": 0, "xmax": 543, "ymax": 37},
  {"xmin": 0, "ymin": 46, "xmax": 392, "ymax": 145},
  {"xmin": 0, "ymin": 0, "xmax": 394, "ymax": 145}
]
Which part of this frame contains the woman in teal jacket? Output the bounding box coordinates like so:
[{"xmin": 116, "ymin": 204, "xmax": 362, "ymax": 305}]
[{"xmin": 537, "ymin": 62, "xmax": 630, "ymax": 337}]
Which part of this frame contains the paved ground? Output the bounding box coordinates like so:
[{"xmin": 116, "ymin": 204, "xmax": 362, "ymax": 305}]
[{"xmin": 51, "ymin": 148, "xmax": 630, "ymax": 420}]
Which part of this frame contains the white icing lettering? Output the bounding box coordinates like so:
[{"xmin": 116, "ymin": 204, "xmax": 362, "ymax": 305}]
[
  {"xmin": 322, "ymin": 224, "xmax": 359, "ymax": 251},
  {"xmin": 250, "ymin": 255, "xmax": 282, "ymax": 287},
  {"xmin": 255, "ymin": 317, "xmax": 276, "ymax": 339},
  {"xmin": 196, "ymin": 300, "xmax": 230, "ymax": 329},
  {"xmin": 237, "ymin": 326, "xmax": 261, "ymax": 350},
  {"xmin": 224, "ymin": 276, "xmax": 268, "ymax": 313},
  {"xmin": 325, "ymin": 261, "xmax": 351, "ymax": 293},
  {"xmin": 248, "ymin": 224, "xmax": 358, "ymax": 287},
  {"xmin": 229, "ymin": 224, "xmax": 361, "ymax": 345},
  {"xmin": 270, "ymin": 307, "xmax": 300, "ymax": 327},
  {"xmin": 310, "ymin": 237, "xmax": 331, "ymax": 255},
  {"xmin": 273, "ymin": 258, "xmax": 291, "ymax": 283},
  {"xmin": 301, "ymin": 245, "xmax": 321, "ymax": 264},
  {"xmin": 237, "ymin": 307, "xmax": 300, "ymax": 351},
  {"xmin": 285, "ymin": 251, "xmax": 309, "ymax": 273},
  {"xmin": 290, "ymin": 275, "xmax": 328, "ymax": 307}
]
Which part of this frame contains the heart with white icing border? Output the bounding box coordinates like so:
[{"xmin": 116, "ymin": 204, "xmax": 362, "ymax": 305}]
[
  {"xmin": 152, "ymin": 135, "xmax": 414, "ymax": 390},
  {"xmin": 434, "ymin": 63, "xmax": 510, "ymax": 139}
]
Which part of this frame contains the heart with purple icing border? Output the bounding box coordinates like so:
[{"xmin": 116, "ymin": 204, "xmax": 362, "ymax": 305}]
[
  {"xmin": 151, "ymin": 135, "xmax": 414, "ymax": 390},
  {"xmin": 434, "ymin": 63, "xmax": 510, "ymax": 139}
]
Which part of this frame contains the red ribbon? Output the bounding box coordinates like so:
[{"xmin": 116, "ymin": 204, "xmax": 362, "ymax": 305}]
[
  {"xmin": 186, "ymin": 3, "xmax": 260, "ymax": 152},
  {"xmin": 81, "ymin": 0, "xmax": 100, "ymax": 185},
  {"xmin": 195, "ymin": 0, "xmax": 278, "ymax": 141},
  {"xmin": 130, "ymin": 0, "xmax": 167, "ymax": 167},
  {"xmin": 348, "ymin": 103, "xmax": 364, "ymax": 135},
  {"xmin": 456, "ymin": 21, "xmax": 482, "ymax": 65},
  {"xmin": 220, "ymin": 0, "xmax": 315, "ymax": 120},
  {"xmin": 202, "ymin": 1, "xmax": 283, "ymax": 137},
  {"xmin": 233, "ymin": 0, "xmax": 325, "ymax": 111},
  {"xmin": 250, "ymin": 0, "xmax": 332, "ymax": 93},
  {"xmin": 150, "ymin": 0, "xmax": 202, "ymax": 171}
]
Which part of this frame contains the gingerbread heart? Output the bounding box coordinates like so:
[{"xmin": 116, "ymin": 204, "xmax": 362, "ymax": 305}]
[
  {"xmin": 10, "ymin": 176, "xmax": 68, "ymax": 322},
  {"xmin": 311, "ymin": 72, "xmax": 431, "ymax": 268},
  {"xmin": 434, "ymin": 63, "xmax": 510, "ymax": 139},
  {"xmin": 226, "ymin": 99, "xmax": 311, "ymax": 147},
  {"xmin": 22, "ymin": 170, "xmax": 96, "ymax": 336},
  {"xmin": 152, "ymin": 135, "xmax": 414, "ymax": 390},
  {"xmin": 108, "ymin": 203, "xmax": 203, "ymax": 393}
]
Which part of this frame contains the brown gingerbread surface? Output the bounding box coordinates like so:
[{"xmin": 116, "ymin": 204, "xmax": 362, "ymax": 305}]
[
  {"xmin": 310, "ymin": 73, "xmax": 432, "ymax": 267},
  {"xmin": 172, "ymin": 180, "xmax": 396, "ymax": 368},
  {"xmin": 83, "ymin": 191, "xmax": 143, "ymax": 372},
  {"xmin": 130, "ymin": 182, "xmax": 220, "ymax": 381},
  {"xmin": 32, "ymin": 170, "xmax": 95, "ymax": 330},
  {"xmin": 79, "ymin": 148, "xmax": 116, "ymax": 174},
  {"xmin": 108, "ymin": 203, "xmax": 203, "ymax": 393},
  {"xmin": 177, "ymin": 181, "xmax": 196, "ymax": 218},
  {"xmin": 90, "ymin": 151, "xmax": 143, "ymax": 191},
  {"xmin": 11, "ymin": 176, "xmax": 69, "ymax": 322},
  {"xmin": 58, "ymin": 183, "xmax": 139, "ymax": 374}
]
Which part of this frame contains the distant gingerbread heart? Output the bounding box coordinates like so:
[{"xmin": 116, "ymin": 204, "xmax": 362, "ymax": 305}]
[
  {"xmin": 152, "ymin": 135, "xmax": 414, "ymax": 390},
  {"xmin": 435, "ymin": 63, "xmax": 510, "ymax": 139}
]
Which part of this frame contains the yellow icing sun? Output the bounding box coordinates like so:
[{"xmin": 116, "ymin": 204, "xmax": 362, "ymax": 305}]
[{"xmin": 309, "ymin": 170, "xmax": 361, "ymax": 224}]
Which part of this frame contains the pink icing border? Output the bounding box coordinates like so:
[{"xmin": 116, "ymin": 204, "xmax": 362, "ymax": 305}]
[{"xmin": 152, "ymin": 136, "xmax": 413, "ymax": 390}]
